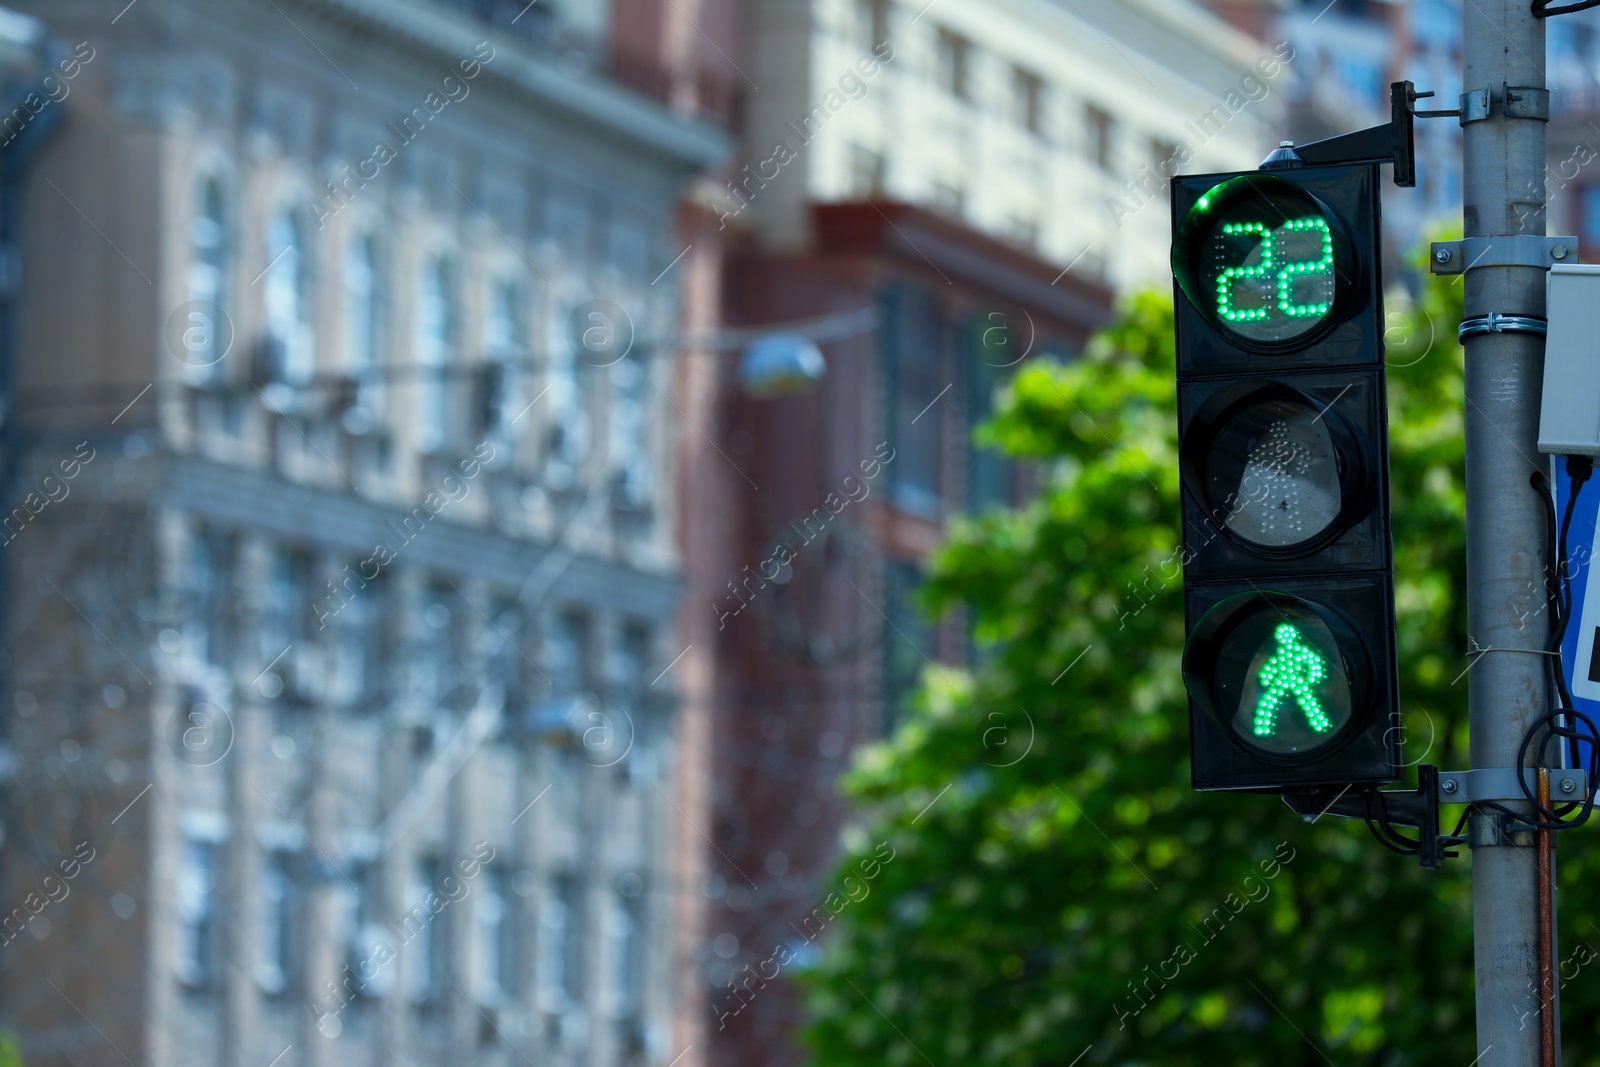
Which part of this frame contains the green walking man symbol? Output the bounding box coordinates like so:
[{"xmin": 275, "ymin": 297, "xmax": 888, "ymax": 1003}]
[{"xmin": 1252, "ymin": 623, "xmax": 1334, "ymax": 737}]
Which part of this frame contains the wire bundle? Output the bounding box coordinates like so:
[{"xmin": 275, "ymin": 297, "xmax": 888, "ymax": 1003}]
[{"xmin": 1533, "ymin": 0, "xmax": 1600, "ymax": 17}]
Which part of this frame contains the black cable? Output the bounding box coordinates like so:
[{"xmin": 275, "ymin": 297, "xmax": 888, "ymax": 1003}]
[
  {"xmin": 1474, "ymin": 708, "xmax": 1600, "ymax": 831},
  {"xmin": 1375, "ymin": 789, "xmax": 1423, "ymax": 849},
  {"xmin": 1534, "ymin": 0, "xmax": 1600, "ymax": 16},
  {"xmin": 1532, "ymin": 471, "xmax": 1561, "ymax": 619},
  {"xmin": 1361, "ymin": 789, "xmax": 1420, "ymax": 854},
  {"xmin": 1532, "ymin": 471, "xmax": 1566, "ymax": 719}
]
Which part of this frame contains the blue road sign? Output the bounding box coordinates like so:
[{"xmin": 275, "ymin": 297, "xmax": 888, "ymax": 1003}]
[{"xmin": 1556, "ymin": 463, "xmax": 1600, "ymax": 770}]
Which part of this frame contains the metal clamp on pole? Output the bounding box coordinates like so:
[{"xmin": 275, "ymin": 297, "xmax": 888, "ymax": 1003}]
[
  {"xmin": 1437, "ymin": 767, "xmax": 1587, "ymax": 803},
  {"xmin": 1458, "ymin": 313, "xmax": 1548, "ymax": 342},
  {"xmin": 1469, "ymin": 811, "xmax": 1538, "ymax": 848},
  {"xmin": 1430, "ymin": 235, "xmax": 1577, "ymax": 274}
]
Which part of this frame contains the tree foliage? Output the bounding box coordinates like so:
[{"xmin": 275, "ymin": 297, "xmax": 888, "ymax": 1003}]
[{"xmin": 799, "ymin": 275, "xmax": 1600, "ymax": 1064}]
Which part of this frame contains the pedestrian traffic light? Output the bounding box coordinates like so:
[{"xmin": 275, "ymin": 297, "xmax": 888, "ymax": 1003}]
[{"xmin": 1171, "ymin": 161, "xmax": 1399, "ymax": 792}]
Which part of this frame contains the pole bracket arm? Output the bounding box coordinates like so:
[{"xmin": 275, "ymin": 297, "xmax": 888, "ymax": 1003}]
[
  {"xmin": 1280, "ymin": 766, "xmax": 1458, "ymax": 869},
  {"xmin": 1438, "ymin": 768, "xmax": 1587, "ymax": 803},
  {"xmin": 1429, "ymin": 235, "xmax": 1577, "ymax": 274},
  {"xmin": 1260, "ymin": 80, "xmax": 1419, "ymax": 186}
]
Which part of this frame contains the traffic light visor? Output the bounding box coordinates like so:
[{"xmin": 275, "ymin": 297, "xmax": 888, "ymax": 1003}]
[{"xmin": 1172, "ymin": 174, "xmax": 1354, "ymax": 349}]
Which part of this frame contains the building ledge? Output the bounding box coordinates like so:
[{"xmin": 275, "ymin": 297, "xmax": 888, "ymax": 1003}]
[
  {"xmin": 288, "ymin": 0, "xmax": 730, "ymax": 174},
  {"xmin": 812, "ymin": 201, "xmax": 1116, "ymax": 334}
]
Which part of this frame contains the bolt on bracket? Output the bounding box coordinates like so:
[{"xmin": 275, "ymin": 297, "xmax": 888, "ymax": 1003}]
[
  {"xmin": 1437, "ymin": 768, "xmax": 1587, "ymax": 804},
  {"xmin": 1505, "ymin": 85, "xmax": 1551, "ymax": 121},
  {"xmin": 1429, "ymin": 235, "xmax": 1578, "ymax": 274}
]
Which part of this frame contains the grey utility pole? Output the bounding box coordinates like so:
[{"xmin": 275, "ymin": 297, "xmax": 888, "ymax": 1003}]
[{"xmin": 1461, "ymin": 2, "xmax": 1551, "ymax": 1065}]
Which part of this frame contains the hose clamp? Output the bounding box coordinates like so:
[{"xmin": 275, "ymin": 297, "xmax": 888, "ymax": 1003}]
[{"xmin": 1458, "ymin": 313, "xmax": 1548, "ymax": 342}]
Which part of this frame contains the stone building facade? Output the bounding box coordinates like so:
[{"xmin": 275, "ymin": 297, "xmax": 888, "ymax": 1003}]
[{"xmin": 0, "ymin": 2, "xmax": 726, "ymax": 1066}]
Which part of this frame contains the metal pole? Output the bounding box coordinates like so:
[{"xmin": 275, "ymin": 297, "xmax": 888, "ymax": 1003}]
[{"xmin": 1462, "ymin": 3, "xmax": 1550, "ymax": 1065}]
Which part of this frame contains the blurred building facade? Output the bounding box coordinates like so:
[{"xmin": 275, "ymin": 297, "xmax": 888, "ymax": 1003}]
[
  {"xmin": 1542, "ymin": 8, "xmax": 1600, "ymax": 260},
  {"xmin": 0, "ymin": 2, "xmax": 729, "ymax": 1067},
  {"xmin": 1205, "ymin": 0, "xmax": 1467, "ymax": 269},
  {"xmin": 699, "ymin": 2, "xmax": 1278, "ymax": 1066}
]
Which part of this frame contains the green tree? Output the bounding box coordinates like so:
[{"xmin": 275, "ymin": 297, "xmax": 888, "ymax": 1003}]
[
  {"xmin": 799, "ymin": 276, "xmax": 1600, "ymax": 1065},
  {"xmin": 0, "ymin": 1029, "xmax": 23, "ymax": 1067}
]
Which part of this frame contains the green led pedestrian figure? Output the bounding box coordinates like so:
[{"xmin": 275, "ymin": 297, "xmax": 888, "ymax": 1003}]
[{"xmin": 1252, "ymin": 623, "xmax": 1333, "ymax": 737}]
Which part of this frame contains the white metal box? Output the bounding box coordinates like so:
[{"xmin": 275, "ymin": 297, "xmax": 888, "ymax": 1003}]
[{"xmin": 1541, "ymin": 263, "xmax": 1600, "ymax": 456}]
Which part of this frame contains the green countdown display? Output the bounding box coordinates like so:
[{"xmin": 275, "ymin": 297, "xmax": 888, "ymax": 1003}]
[{"xmin": 1208, "ymin": 214, "xmax": 1335, "ymax": 344}]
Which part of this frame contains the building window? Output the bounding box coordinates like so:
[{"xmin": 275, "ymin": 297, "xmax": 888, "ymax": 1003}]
[
  {"xmin": 858, "ymin": 0, "xmax": 889, "ymax": 50},
  {"xmin": 416, "ymin": 257, "xmax": 455, "ymax": 453},
  {"xmin": 966, "ymin": 316, "xmax": 1015, "ymax": 513},
  {"xmin": 256, "ymin": 850, "xmax": 296, "ymax": 994},
  {"xmin": 1581, "ymin": 185, "xmax": 1600, "ymax": 247},
  {"xmin": 331, "ymin": 870, "xmax": 361, "ymax": 990},
  {"xmin": 885, "ymin": 286, "xmax": 945, "ymax": 517},
  {"xmin": 487, "ymin": 597, "xmax": 525, "ymax": 715},
  {"xmin": 367, "ymin": 575, "xmax": 397, "ymax": 707},
  {"xmin": 1004, "ymin": 215, "xmax": 1039, "ymax": 247},
  {"xmin": 186, "ymin": 177, "xmax": 229, "ymax": 382},
  {"xmin": 930, "ymin": 180, "xmax": 964, "ymax": 216},
  {"xmin": 185, "ymin": 527, "xmax": 232, "ymax": 671},
  {"xmin": 417, "ymin": 585, "xmax": 469, "ymax": 710},
  {"xmin": 1412, "ymin": 0, "xmax": 1459, "ymax": 48},
  {"xmin": 605, "ymin": 890, "xmax": 641, "ymax": 1019},
  {"xmin": 473, "ymin": 866, "xmax": 513, "ymax": 1004},
  {"xmin": 407, "ymin": 858, "xmax": 443, "ymax": 1002},
  {"xmin": 848, "ymin": 144, "xmax": 886, "ymax": 195},
  {"xmin": 547, "ymin": 610, "xmax": 591, "ymax": 695},
  {"xmin": 611, "ymin": 622, "xmax": 652, "ymax": 709},
  {"xmin": 262, "ymin": 549, "xmax": 314, "ymax": 700},
  {"xmin": 609, "ymin": 357, "xmax": 652, "ymax": 510},
  {"xmin": 1150, "ymin": 138, "xmax": 1178, "ymax": 176},
  {"xmin": 1012, "ymin": 68, "xmax": 1043, "ymax": 134},
  {"xmin": 881, "ymin": 559, "xmax": 932, "ymax": 732},
  {"xmin": 481, "ymin": 278, "xmax": 523, "ymax": 443},
  {"xmin": 175, "ymin": 837, "xmax": 220, "ymax": 986},
  {"xmin": 1086, "ymin": 104, "xmax": 1114, "ymax": 170},
  {"xmin": 330, "ymin": 567, "xmax": 369, "ymax": 708},
  {"xmin": 342, "ymin": 234, "xmax": 384, "ymax": 433},
  {"xmin": 262, "ymin": 208, "xmax": 315, "ymax": 385},
  {"xmin": 545, "ymin": 303, "xmax": 591, "ymax": 489},
  {"xmin": 336, "ymin": 862, "xmax": 394, "ymax": 999},
  {"xmin": 935, "ymin": 29, "xmax": 970, "ymax": 99},
  {"xmin": 539, "ymin": 874, "xmax": 581, "ymax": 1010},
  {"xmin": 1334, "ymin": 53, "xmax": 1383, "ymax": 112}
]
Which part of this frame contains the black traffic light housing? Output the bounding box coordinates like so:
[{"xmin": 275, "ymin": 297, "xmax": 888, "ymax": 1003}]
[{"xmin": 1172, "ymin": 161, "xmax": 1400, "ymax": 792}]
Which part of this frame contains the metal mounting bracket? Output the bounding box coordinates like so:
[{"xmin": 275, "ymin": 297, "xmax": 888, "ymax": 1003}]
[
  {"xmin": 1261, "ymin": 80, "xmax": 1419, "ymax": 187},
  {"xmin": 1469, "ymin": 811, "xmax": 1538, "ymax": 849},
  {"xmin": 1506, "ymin": 85, "xmax": 1551, "ymax": 121},
  {"xmin": 1458, "ymin": 86, "xmax": 1491, "ymax": 124},
  {"xmin": 1429, "ymin": 235, "xmax": 1577, "ymax": 274},
  {"xmin": 1280, "ymin": 765, "xmax": 1458, "ymax": 870},
  {"xmin": 1437, "ymin": 768, "xmax": 1588, "ymax": 804}
]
